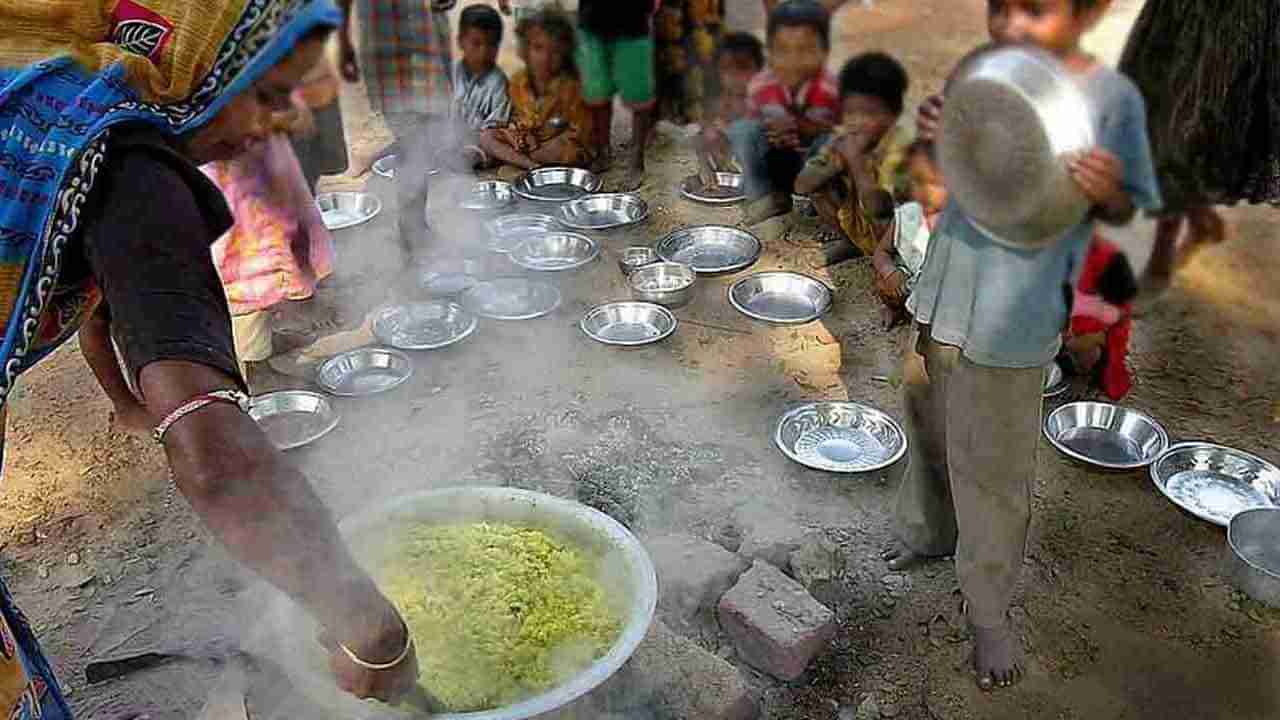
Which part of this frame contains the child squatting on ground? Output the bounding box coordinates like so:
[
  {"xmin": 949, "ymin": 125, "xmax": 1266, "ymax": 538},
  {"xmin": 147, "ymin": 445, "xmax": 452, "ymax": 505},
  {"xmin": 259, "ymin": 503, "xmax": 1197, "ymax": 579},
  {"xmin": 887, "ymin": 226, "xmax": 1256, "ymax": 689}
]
[
  {"xmin": 872, "ymin": 140, "xmax": 947, "ymax": 328},
  {"xmin": 794, "ymin": 51, "xmax": 911, "ymax": 268},
  {"xmin": 883, "ymin": 0, "xmax": 1162, "ymax": 691},
  {"xmin": 694, "ymin": 32, "xmax": 765, "ymax": 182}
]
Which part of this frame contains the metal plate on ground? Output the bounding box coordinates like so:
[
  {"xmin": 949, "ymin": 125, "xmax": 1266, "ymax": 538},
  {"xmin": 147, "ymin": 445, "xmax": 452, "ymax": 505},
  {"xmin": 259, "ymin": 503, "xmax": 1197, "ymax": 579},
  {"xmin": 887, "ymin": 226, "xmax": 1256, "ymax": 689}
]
[
  {"xmin": 728, "ymin": 272, "xmax": 832, "ymax": 324},
  {"xmin": 678, "ymin": 173, "xmax": 745, "ymax": 205},
  {"xmin": 1044, "ymin": 401, "xmax": 1169, "ymax": 470},
  {"xmin": 1151, "ymin": 442, "xmax": 1280, "ymax": 526},
  {"xmin": 580, "ymin": 302, "xmax": 677, "ymax": 347},
  {"xmin": 485, "ymin": 213, "xmax": 562, "ymax": 253},
  {"xmin": 655, "ymin": 225, "xmax": 761, "ymax": 275},
  {"xmin": 460, "ymin": 277, "xmax": 562, "ymax": 320},
  {"xmin": 774, "ymin": 402, "xmax": 907, "ymax": 474},
  {"xmin": 316, "ymin": 192, "xmax": 381, "ymax": 231},
  {"xmin": 459, "ymin": 180, "xmax": 516, "ymax": 211},
  {"xmin": 371, "ymin": 301, "xmax": 478, "ymax": 351},
  {"xmin": 509, "ymin": 232, "xmax": 599, "ymax": 271},
  {"xmin": 248, "ymin": 391, "xmax": 339, "ymax": 451},
  {"xmin": 315, "ymin": 348, "xmax": 413, "ymax": 397},
  {"xmin": 512, "ymin": 166, "xmax": 602, "ymax": 202},
  {"xmin": 558, "ymin": 193, "xmax": 650, "ymax": 230}
]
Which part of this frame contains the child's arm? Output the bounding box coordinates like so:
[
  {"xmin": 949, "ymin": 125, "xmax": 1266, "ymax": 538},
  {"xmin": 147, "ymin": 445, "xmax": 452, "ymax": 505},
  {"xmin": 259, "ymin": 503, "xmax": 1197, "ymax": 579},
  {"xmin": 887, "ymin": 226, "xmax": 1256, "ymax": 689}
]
[
  {"xmin": 79, "ymin": 302, "xmax": 153, "ymax": 434},
  {"xmin": 794, "ymin": 139, "xmax": 844, "ymax": 194},
  {"xmin": 1070, "ymin": 148, "xmax": 1135, "ymax": 225},
  {"xmin": 872, "ymin": 216, "xmax": 908, "ymax": 305},
  {"xmin": 836, "ymin": 131, "xmax": 894, "ymax": 219}
]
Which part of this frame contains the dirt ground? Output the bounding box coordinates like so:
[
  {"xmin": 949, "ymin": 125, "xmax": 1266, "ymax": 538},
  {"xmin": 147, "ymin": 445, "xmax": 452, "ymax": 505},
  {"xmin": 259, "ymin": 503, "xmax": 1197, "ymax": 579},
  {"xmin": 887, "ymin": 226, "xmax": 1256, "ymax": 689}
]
[{"xmin": 2, "ymin": 0, "xmax": 1279, "ymax": 718}]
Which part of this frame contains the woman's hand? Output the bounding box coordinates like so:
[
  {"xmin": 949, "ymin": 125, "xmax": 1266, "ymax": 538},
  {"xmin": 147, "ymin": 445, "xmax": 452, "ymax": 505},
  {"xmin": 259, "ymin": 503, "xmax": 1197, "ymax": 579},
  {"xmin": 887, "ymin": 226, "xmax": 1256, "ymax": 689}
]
[{"xmin": 915, "ymin": 94, "xmax": 944, "ymax": 142}]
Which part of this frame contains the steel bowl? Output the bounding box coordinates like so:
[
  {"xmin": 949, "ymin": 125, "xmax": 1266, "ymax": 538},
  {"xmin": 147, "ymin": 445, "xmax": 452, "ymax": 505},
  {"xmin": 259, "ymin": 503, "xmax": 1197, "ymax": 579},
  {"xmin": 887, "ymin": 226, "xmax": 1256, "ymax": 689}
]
[
  {"xmin": 372, "ymin": 301, "xmax": 478, "ymax": 351},
  {"xmin": 248, "ymin": 391, "xmax": 339, "ymax": 451},
  {"xmin": 557, "ymin": 193, "xmax": 650, "ymax": 231},
  {"xmin": 580, "ymin": 302, "xmax": 677, "ymax": 347},
  {"xmin": 460, "ymin": 180, "xmax": 516, "ymax": 211},
  {"xmin": 1227, "ymin": 508, "xmax": 1280, "ymax": 607},
  {"xmin": 372, "ymin": 153, "xmax": 397, "ymax": 179},
  {"xmin": 618, "ymin": 246, "xmax": 659, "ymax": 276},
  {"xmin": 1043, "ymin": 361, "xmax": 1068, "ymax": 398},
  {"xmin": 1151, "ymin": 442, "xmax": 1280, "ymax": 527},
  {"xmin": 512, "ymin": 166, "xmax": 603, "ymax": 202},
  {"xmin": 1044, "ymin": 401, "xmax": 1168, "ymax": 470},
  {"xmin": 509, "ymin": 232, "xmax": 599, "ymax": 272},
  {"xmin": 774, "ymin": 401, "xmax": 908, "ymax": 474},
  {"xmin": 264, "ymin": 487, "xmax": 657, "ymax": 720},
  {"xmin": 461, "ymin": 277, "xmax": 562, "ymax": 320},
  {"xmin": 628, "ymin": 262, "xmax": 695, "ymax": 308},
  {"xmin": 316, "ymin": 192, "xmax": 382, "ymax": 231},
  {"xmin": 315, "ymin": 347, "xmax": 413, "ymax": 397},
  {"xmin": 939, "ymin": 44, "xmax": 1095, "ymax": 248},
  {"xmin": 729, "ymin": 272, "xmax": 833, "ymax": 324},
  {"xmin": 655, "ymin": 225, "xmax": 762, "ymax": 275},
  {"xmin": 486, "ymin": 213, "xmax": 562, "ymax": 253},
  {"xmin": 679, "ymin": 172, "xmax": 745, "ymax": 205}
]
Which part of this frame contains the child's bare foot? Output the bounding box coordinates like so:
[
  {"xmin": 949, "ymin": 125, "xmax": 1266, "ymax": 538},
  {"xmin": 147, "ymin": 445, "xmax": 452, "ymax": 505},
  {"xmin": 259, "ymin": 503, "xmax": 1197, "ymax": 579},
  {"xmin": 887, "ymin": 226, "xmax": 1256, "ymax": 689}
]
[
  {"xmin": 590, "ymin": 150, "xmax": 612, "ymax": 175},
  {"xmin": 616, "ymin": 161, "xmax": 645, "ymax": 192},
  {"xmin": 972, "ymin": 623, "xmax": 1023, "ymax": 691},
  {"xmin": 881, "ymin": 540, "xmax": 926, "ymax": 571},
  {"xmin": 744, "ymin": 192, "xmax": 792, "ymax": 226}
]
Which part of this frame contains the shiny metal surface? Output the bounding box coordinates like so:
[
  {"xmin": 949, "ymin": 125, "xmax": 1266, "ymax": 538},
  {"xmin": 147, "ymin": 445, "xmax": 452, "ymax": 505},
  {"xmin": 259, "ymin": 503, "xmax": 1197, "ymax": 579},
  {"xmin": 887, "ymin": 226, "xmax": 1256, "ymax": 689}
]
[
  {"xmin": 678, "ymin": 173, "xmax": 745, "ymax": 205},
  {"xmin": 248, "ymin": 391, "xmax": 339, "ymax": 451},
  {"xmin": 774, "ymin": 402, "xmax": 908, "ymax": 474},
  {"xmin": 372, "ymin": 301, "xmax": 478, "ymax": 351},
  {"xmin": 618, "ymin": 246, "xmax": 659, "ymax": 276},
  {"xmin": 512, "ymin": 166, "xmax": 603, "ymax": 202},
  {"xmin": 485, "ymin": 213, "xmax": 562, "ymax": 253},
  {"xmin": 580, "ymin": 302, "xmax": 677, "ymax": 347},
  {"xmin": 509, "ymin": 232, "xmax": 599, "ymax": 271},
  {"xmin": 459, "ymin": 180, "xmax": 516, "ymax": 211},
  {"xmin": 655, "ymin": 225, "xmax": 761, "ymax": 275},
  {"xmin": 315, "ymin": 347, "xmax": 413, "ymax": 397},
  {"xmin": 628, "ymin": 262, "xmax": 695, "ymax": 308},
  {"xmin": 372, "ymin": 154, "xmax": 397, "ymax": 179},
  {"xmin": 939, "ymin": 44, "xmax": 1095, "ymax": 248},
  {"xmin": 1227, "ymin": 508, "xmax": 1280, "ymax": 607},
  {"xmin": 728, "ymin": 272, "xmax": 832, "ymax": 324},
  {"xmin": 418, "ymin": 271, "xmax": 478, "ymax": 297},
  {"xmin": 1151, "ymin": 442, "xmax": 1280, "ymax": 527},
  {"xmin": 316, "ymin": 192, "xmax": 382, "ymax": 231},
  {"xmin": 1043, "ymin": 362, "xmax": 1068, "ymax": 398},
  {"xmin": 558, "ymin": 193, "xmax": 650, "ymax": 230},
  {"xmin": 791, "ymin": 193, "xmax": 817, "ymax": 218},
  {"xmin": 1044, "ymin": 401, "xmax": 1168, "ymax": 470},
  {"xmin": 461, "ymin": 277, "xmax": 562, "ymax": 320}
]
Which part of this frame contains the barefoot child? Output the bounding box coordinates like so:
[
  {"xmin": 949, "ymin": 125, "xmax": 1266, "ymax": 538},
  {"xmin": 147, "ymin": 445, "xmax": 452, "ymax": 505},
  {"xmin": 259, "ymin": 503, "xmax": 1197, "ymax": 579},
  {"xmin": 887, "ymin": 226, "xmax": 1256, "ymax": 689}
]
[
  {"xmin": 479, "ymin": 9, "xmax": 594, "ymax": 175},
  {"xmin": 724, "ymin": 0, "xmax": 839, "ymax": 225},
  {"xmin": 883, "ymin": 0, "xmax": 1161, "ymax": 691},
  {"xmin": 794, "ymin": 51, "xmax": 910, "ymax": 265},
  {"xmin": 872, "ymin": 141, "xmax": 946, "ymax": 327},
  {"xmin": 694, "ymin": 32, "xmax": 765, "ymax": 179}
]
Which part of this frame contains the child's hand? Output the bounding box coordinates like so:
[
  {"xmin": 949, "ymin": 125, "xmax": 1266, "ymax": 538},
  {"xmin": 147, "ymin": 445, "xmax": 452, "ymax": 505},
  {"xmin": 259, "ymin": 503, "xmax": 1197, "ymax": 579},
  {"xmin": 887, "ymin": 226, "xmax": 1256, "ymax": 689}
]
[
  {"xmin": 765, "ymin": 115, "xmax": 799, "ymax": 148},
  {"xmin": 876, "ymin": 269, "xmax": 909, "ymax": 305},
  {"xmin": 916, "ymin": 94, "xmax": 944, "ymax": 142},
  {"xmin": 1069, "ymin": 148, "xmax": 1125, "ymax": 211}
]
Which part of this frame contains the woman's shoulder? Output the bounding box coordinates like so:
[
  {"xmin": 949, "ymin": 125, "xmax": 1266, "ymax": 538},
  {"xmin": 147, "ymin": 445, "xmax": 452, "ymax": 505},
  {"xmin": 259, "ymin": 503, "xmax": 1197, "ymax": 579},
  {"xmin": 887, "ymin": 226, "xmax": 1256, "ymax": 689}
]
[{"xmin": 97, "ymin": 127, "xmax": 232, "ymax": 235}]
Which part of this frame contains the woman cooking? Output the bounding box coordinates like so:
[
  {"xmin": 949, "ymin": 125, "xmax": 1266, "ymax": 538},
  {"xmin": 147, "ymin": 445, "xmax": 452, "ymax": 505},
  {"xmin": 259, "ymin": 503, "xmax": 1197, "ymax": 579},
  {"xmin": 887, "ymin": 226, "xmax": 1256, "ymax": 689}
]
[{"xmin": 0, "ymin": 0, "xmax": 418, "ymax": 715}]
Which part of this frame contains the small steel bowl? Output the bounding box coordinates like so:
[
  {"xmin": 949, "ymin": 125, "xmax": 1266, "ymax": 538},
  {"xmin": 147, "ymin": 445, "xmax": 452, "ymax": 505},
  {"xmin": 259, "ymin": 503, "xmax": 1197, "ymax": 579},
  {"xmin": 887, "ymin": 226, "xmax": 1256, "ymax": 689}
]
[
  {"xmin": 486, "ymin": 213, "xmax": 562, "ymax": 253},
  {"xmin": 656, "ymin": 225, "xmax": 762, "ymax": 275},
  {"xmin": 618, "ymin": 246, "xmax": 659, "ymax": 276},
  {"xmin": 774, "ymin": 401, "xmax": 908, "ymax": 474},
  {"xmin": 315, "ymin": 348, "xmax": 413, "ymax": 397},
  {"xmin": 1227, "ymin": 508, "xmax": 1280, "ymax": 608},
  {"xmin": 248, "ymin": 391, "xmax": 339, "ymax": 451},
  {"xmin": 729, "ymin": 272, "xmax": 833, "ymax": 325},
  {"xmin": 1151, "ymin": 442, "xmax": 1280, "ymax": 527},
  {"xmin": 371, "ymin": 301, "xmax": 477, "ymax": 351},
  {"xmin": 679, "ymin": 173, "xmax": 746, "ymax": 205},
  {"xmin": 509, "ymin": 232, "xmax": 599, "ymax": 272},
  {"xmin": 316, "ymin": 192, "xmax": 382, "ymax": 231},
  {"xmin": 558, "ymin": 193, "xmax": 650, "ymax": 231},
  {"xmin": 1044, "ymin": 401, "xmax": 1169, "ymax": 470},
  {"xmin": 628, "ymin": 262, "xmax": 695, "ymax": 308},
  {"xmin": 372, "ymin": 154, "xmax": 397, "ymax": 179},
  {"xmin": 459, "ymin": 180, "xmax": 516, "ymax": 211},
  {"xmin": 513, "ymin": 166, "xmax": 603, "ymax": 202},
  {"xmin": 461, "ymin": 277, "xmax": 562, "ymax": 320},
  {"xmin": 580, "ymin": 302, "xmax": 677, "ymax": 347}
]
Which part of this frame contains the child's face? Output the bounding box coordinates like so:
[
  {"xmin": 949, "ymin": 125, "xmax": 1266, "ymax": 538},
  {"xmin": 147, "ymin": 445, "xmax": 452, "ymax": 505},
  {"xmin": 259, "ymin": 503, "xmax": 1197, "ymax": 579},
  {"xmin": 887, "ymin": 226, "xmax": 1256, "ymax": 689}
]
[
  {"xmin": 717, "ymin": 51, "xmax": 761, "ymax": 97},
  {"xmin": 908, "ymin": 152, "xmax": 948, "ymax": 214},
  {"xmin": 525, "ymin": 27, "xmax": 566, "ymax": 82},
  {"xmin": 987, "ymin": 0, "xmax": 1105, "ymax": 57},
  {"xmin": 769, "ymin": 25, "xmax": 827, "ymax": 90},
  {"xmin": 841, "ymin": 94, "xmax": 897, "ymax": 142},
  {"xmin": 460, "ymin": 27, "xmax": 499, "ymax": 76}
]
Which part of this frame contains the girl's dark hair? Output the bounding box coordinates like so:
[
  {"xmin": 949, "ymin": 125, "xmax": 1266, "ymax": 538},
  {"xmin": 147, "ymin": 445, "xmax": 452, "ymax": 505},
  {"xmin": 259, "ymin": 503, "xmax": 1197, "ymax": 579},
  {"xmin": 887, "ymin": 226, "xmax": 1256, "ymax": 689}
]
[
  {"xmin": 460, "ymin": 4, "xmax": 504, "ymax": 45},
  {"xmin": 838, "ymin": 52, "xmax": 908, "ymax": 116},
  {"xmin": 766, "ymin": 0, "xmax": 831, "ymax": 50},
  {"xmin": 716, "ymin": 32, "xmax": 765, "ymax": 70},
  {"xmin": 516, "ymin": 8, "xmax": 578, "ymax": 77}
]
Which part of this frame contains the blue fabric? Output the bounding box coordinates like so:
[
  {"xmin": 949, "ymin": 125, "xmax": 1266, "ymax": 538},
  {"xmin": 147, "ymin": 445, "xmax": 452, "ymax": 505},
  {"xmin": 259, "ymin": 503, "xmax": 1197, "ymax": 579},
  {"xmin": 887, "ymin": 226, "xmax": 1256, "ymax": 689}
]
[
  {"xmin": 907, "ymin": 66, "xmax": 1163, "ymax": 368},
  {"xmin": 728, "ymin": 118, "xmax": 829, "ymax": 200},
  {"xmin": 0, "ymin": 576, "xmax": 70, "ymax": 719}
]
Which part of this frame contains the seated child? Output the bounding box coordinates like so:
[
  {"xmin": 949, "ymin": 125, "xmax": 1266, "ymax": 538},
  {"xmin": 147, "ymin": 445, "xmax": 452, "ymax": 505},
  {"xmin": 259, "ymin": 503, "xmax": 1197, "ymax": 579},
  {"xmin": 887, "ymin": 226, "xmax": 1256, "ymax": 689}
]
[
  {"xmin": 795, "ymin": 51, "xmax": 910, "ymax": 265},
  {"xmin": 721, "ymin": 0, "xmax": 839, "ymax": 225},
  {"xmin": 479, "ymin": 9, "xmax": 593, "ymax": 176},
  {"xmin": 1060, "ymin": 235, "xmax": 1139, "ymax": 400},
  {"xmin": 872, "ymin": 140, "xmax": 946, "ymax": 327},
  {"xmin": 884, "ymin": 0, "xmax": 1162, "ymax": 693},
  {"xmin": 695, "ymin": 32, "xmax": 766, "ymax": 181},
  {"xmin": 453, "ymin": 5, "xmax": 512, "ymax": 134}
]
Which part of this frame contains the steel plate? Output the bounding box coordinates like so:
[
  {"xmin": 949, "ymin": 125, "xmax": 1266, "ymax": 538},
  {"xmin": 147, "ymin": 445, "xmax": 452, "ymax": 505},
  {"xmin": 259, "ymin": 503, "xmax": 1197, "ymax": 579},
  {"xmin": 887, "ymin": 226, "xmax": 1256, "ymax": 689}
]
[{"xmin": 774, "ymin": 402, "xmax": 908, "ymax": 473}]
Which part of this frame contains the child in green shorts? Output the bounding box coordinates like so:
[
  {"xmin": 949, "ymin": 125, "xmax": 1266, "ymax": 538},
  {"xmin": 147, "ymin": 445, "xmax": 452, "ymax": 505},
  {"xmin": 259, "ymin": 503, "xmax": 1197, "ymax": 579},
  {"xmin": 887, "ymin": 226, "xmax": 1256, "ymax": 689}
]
[{"xmin": 576, "ymin": 0, "xmax": 659, "ymax": 190}]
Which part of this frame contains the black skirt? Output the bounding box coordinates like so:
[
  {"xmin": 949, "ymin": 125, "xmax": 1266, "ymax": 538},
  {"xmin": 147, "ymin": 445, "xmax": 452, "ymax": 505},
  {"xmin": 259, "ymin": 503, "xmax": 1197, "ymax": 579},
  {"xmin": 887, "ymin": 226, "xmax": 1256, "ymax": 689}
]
[{"xmin": 1119, "ymin": 0, "xmax": 1280, "ymax": 210}]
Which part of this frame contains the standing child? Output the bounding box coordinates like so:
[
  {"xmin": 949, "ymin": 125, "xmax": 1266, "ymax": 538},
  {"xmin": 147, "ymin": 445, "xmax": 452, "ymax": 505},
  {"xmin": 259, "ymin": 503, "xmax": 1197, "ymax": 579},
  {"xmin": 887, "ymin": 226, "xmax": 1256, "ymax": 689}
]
[
  {"xmin": 655, "ymin": 0, "xmax": 726, "ymax": 125},
  {"xmin": 871, "ymin": 141, "xmax": 947, "ymax": 327},
  {"xmin": 576, "ymin": 0, "xmax": 659, "ymax": 190},
  {"xmin": 794, "ymin": 51, "xmax": 910, "ymax": 265},
  {"xmin": 723, "ymin": 0, "xmax": 839, "ymax": 225},
  {"xmin": 288, "ymin": 57, "xmax": 348, "ymax": 192},
  {"xmin": 884, "ymin": 0, "xmax": 1161, "ymax": 691},
  {"xmin": 695, "ymin": 32, "xmax": 766, "ymax": 179},
  {"xmin": 452, "ymin": 3, "xmax": 512, "ymax": 167},
  {"xmin": 479, "ymin": 9, "xmax": 593, "ymax": 174}
]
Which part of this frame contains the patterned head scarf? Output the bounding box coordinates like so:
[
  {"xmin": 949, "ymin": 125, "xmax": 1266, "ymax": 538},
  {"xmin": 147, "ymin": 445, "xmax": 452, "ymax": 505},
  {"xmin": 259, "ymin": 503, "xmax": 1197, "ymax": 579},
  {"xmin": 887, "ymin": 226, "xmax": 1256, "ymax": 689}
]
[{"xmin": 0, "ymin": 0, "xmax": 341, "ymax": 405}]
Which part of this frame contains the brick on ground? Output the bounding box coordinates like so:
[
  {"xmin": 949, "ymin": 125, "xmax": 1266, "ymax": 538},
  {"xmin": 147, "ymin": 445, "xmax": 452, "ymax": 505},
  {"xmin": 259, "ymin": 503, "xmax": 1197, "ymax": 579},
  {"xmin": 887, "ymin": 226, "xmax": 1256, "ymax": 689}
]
[
  {"xmin": 718, "ymin": 560, "xmax": 837, "ymax": 681},
  {"xmin": 647, "ymin": 534, "xmax": 748, "ymax": 621}
]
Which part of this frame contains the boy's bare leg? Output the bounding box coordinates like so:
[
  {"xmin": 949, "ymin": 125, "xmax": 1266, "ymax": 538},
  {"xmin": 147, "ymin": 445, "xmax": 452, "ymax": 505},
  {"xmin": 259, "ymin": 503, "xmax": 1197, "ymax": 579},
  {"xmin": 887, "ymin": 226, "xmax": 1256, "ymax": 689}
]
[
  {"xmin": 589, "ymin": 103, "xmax": 613, "ymax": 173},
  {"xmin": 617, "ymin": 106, "xmax": 653, "ymax": 191}
]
